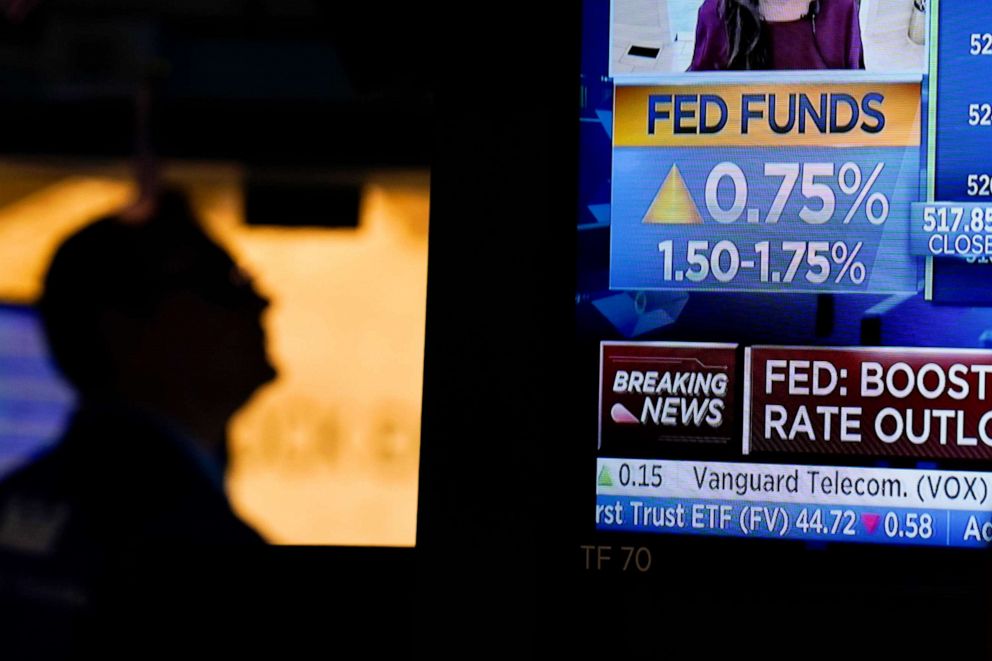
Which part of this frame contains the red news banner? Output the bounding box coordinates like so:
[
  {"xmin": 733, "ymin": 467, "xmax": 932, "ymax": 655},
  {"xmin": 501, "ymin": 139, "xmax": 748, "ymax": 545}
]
[
  {"xmin": 600, "ymin": 342, "xmax": 738, "ymax": 452},
  {"xmin": 746, "ymin": 347, "xmax": 992, "ymax": 460}
]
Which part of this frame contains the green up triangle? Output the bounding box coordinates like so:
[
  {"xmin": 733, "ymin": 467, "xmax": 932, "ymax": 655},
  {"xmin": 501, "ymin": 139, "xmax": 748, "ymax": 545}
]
[{"xmin": 597, "ymin": 466, "xmax": 613, "ymax": 487}]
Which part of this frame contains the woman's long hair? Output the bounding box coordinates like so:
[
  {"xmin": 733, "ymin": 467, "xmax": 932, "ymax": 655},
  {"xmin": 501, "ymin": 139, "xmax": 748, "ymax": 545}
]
[{"xmin": 719, "ymin": 0, "xmax": 769, "ymax": 69}]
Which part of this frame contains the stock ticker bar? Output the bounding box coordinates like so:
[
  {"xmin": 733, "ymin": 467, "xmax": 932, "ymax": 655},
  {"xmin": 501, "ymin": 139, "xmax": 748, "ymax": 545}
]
[
  {"xmin": 595, "ymin": 459, "xmax": 992, "ymax": 548},
  {"xmin": 610, "ymin": 83, "xmax": 922, "ymax": 293},
  {"xmin": 595, "ymin": 343, "xmax": 992, "ymax": 548}
]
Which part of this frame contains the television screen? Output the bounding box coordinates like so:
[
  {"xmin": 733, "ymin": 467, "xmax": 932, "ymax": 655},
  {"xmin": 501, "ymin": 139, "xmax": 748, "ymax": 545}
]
[
  {"xmin": 583, "ymin": 0, "xmax": 992, "ymax": 549},
  {"xmin": 0, "ymin": 305, "xmax": 75, "ymax": 478}
]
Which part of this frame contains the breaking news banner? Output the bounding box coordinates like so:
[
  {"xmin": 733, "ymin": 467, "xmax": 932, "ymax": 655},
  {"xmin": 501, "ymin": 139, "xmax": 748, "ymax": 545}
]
[
  {"xmin": 744, "ymin": 346, "xmax": 992, "ymax": 459},
  {"xmin": 610, "ymin": 83, "xmax": 922, "ymax": 293},
  {"xmin": 595, "ymin": 459, "xmax": 992, "ymax": 548},
  {"xmin": 599, "ymin": 342, "xmax": 737, "ymax": 453}
]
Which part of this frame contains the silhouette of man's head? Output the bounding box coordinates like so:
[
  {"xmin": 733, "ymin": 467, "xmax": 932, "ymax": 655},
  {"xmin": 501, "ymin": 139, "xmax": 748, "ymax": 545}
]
[{"xmin": 39, "ymin": 188, "xmax": 276, "ymax": 449}]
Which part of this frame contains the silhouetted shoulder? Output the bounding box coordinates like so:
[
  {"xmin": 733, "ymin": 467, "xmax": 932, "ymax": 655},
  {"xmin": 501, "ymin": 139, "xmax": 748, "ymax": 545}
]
[
  {"xmin": 0, "ymin": 409, "xmax": 266, "ymax": 655},
  {"xmin": 0, "ymin": 448, "xmax": 78, "ymax": 558},
  {"xmin": 0, "ymin": 408, "xmax": 264, "ymax": 561}
]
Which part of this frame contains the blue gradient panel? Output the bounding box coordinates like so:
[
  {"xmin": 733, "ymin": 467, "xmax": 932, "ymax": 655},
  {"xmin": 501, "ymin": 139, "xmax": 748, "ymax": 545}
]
[
  {"xmin": 931, "ymin": 0, "xmax": 992, "ymax": 303},
  {"xmin": 611, "ymin": 146, "xmax": 921, "ymax": 292},
  {"xmin": 933, "ymin": 4, "xmax": 992, "ymax": 201}
]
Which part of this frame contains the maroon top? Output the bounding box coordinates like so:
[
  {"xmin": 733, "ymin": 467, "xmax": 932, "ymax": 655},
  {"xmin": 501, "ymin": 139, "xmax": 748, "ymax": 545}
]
[{"xmin": 688, "ymin": 0, "xmax": 865, "ymax": 71}]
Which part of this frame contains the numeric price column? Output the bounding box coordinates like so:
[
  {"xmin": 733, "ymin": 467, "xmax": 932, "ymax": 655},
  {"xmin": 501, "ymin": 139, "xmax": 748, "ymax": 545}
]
[{"xmin": 930, "ymin": 2, "xmax": 992, "ymax": 303}]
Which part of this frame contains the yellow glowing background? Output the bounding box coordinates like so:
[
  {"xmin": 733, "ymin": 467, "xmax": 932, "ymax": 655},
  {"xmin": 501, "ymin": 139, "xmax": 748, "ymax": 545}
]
[{"xmin": 0, "ymin": 160, "xmax": 427, "ymax": 546}]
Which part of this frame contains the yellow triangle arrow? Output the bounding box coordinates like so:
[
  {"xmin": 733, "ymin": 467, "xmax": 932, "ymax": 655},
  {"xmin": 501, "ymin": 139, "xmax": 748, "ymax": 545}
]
[{"xmin": 642, "ymin": 164, "xmax": 702, "ymax": 225}]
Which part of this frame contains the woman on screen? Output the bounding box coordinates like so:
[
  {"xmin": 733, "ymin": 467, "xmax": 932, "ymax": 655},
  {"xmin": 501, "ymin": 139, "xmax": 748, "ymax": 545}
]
[{"xmin": 689, "ymin": 0, "xmax": 865, "ymax": 71}]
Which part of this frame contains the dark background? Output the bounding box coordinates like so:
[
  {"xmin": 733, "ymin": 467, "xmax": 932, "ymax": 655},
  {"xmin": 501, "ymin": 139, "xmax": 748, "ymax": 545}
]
[
  {"xmin": 0, "ymin": 1, "xmax": 432, "ymax": 167},
  {"xmin": 3, "ymin": 0, "xmax": 991, "ymax": 655}
]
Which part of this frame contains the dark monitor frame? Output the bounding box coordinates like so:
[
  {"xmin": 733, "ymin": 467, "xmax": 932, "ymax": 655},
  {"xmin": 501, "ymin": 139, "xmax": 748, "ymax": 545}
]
[{"xmin": 416, "ymin": 4, "xmax": 992, "ymax": 655}]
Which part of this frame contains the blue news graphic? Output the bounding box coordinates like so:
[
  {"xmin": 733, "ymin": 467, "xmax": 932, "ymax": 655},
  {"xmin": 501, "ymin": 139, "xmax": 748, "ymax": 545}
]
[
  {"xmin": 934, "ymin": 3, "xmax": 992, "ymax": 202},
  {"xmin": 610, "ymin": 146, "xmax": 921, "ymax": 293},
  {"xmin": 596, "ymin": 495, "xmax": 992, "ymax": 549},
  {"xmin": 930, "ymin": 0, "xmax": 992, "ymax": 302}
]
